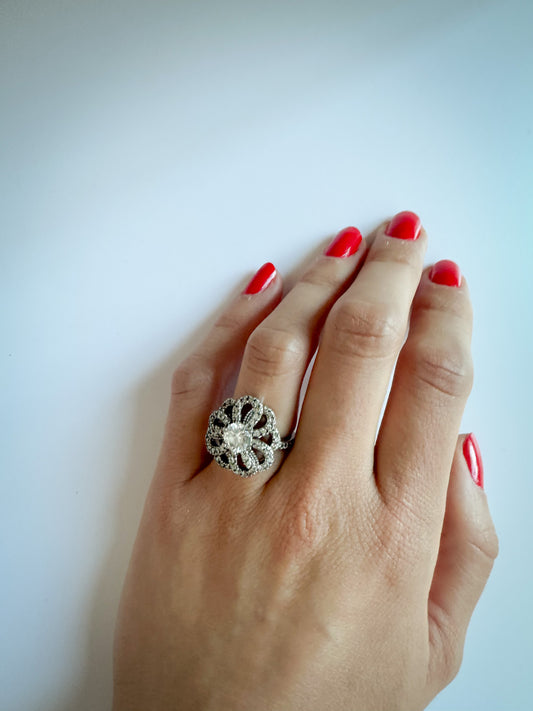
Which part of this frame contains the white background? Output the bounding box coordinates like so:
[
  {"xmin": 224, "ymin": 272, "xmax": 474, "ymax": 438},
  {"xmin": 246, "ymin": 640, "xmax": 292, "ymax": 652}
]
[{"xmin": 1, "ymin": 1, "xmax": 532, "ymax": 709}]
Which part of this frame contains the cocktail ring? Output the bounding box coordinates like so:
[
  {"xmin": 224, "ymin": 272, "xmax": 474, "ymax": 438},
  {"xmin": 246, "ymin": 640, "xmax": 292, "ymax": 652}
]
[{"xmin": 205, "ymin": 395, "xmax": 295, "ymax": 477}]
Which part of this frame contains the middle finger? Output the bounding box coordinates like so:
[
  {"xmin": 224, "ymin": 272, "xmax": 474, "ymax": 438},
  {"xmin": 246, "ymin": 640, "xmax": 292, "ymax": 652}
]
[
  {"xmin": 227, "ymin": 226, "xmax": 367, "ymax": 486},
  {"xmin": 292, "ymin": 211, "xmax": 427, "ymax": 490}
]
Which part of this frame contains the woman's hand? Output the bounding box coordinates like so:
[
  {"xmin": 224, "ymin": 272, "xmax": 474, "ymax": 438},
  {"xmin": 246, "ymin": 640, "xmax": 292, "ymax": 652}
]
[{"xmin": 112, "ymin": 212, "xmax": 498, "ymax": 711}]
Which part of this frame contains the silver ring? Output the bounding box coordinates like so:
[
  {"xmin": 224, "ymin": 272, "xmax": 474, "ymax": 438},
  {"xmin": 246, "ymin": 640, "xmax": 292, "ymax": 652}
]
[{"xmin": 205, "ymin": 395, "xmax": 295, "ymax": 477}]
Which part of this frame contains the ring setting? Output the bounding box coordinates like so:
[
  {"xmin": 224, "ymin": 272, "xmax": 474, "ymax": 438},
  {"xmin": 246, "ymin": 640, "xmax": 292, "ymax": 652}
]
[{"xmin": 205, "ymin": 395, "xmax": 294, "ymax": 477}]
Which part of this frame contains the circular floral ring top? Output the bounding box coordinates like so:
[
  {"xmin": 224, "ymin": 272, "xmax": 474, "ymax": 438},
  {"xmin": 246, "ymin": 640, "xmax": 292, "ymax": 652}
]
[{"xmin": 205, "ymin": 395, "xmax": 294, "ymax": 477}]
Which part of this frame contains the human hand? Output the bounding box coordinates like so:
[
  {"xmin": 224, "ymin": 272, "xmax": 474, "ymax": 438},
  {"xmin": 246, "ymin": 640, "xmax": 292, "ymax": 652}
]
[{"xmin": 112, "ymin": 212, "xmax": 498, "ymax": 711}]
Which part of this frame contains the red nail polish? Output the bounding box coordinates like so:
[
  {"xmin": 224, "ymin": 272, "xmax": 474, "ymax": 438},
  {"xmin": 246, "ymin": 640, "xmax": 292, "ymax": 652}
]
[
  {"xmin": 243, "ymin": 262, "xmax": 277, "ymax": 294},
  {"xmin": 463, "ymin": 433, "xmax": 484, "ymax": 488},
  {"xmin": 385, "ymin": 211, "xmax": 421, "ymax": 240},
  {"xmin": 429, "ymin": 259, "xmax": 462, "ymax": 287},
  {"xmin": 324, "ymin": 226, "xmax": 363, "ymax": 258}
]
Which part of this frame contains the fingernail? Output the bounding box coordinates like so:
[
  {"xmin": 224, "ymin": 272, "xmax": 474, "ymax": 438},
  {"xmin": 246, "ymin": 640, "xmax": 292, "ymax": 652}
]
[
  {"xmin": 463, "ymin": 433, "xmax": 484, "ymax": 488},
  {"xmin": 385, "ymin": 211, "xmax": 421, "ymax": 240},
  {"xmin": 429, "ymin": 259, "xmax": 462, "ymax": 287},
  {"xmin": 324, "ymin": 226, "xmax": 363, "ymax": 258},
  {"xmin": 243, "ymin": 262, "xmax": 277, "ymax": 295}
]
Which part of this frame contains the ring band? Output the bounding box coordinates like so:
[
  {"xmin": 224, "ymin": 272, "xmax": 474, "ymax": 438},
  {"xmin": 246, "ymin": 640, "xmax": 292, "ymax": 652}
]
[{"xmin": 205, "ymin": 395, "xmax": 295, "ymax": 477}]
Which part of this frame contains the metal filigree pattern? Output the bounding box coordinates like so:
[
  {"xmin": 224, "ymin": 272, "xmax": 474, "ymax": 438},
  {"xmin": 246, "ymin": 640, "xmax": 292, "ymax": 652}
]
[{"xmin": 205, "ymin": 395, "xmax": 294, "ymax": 477}]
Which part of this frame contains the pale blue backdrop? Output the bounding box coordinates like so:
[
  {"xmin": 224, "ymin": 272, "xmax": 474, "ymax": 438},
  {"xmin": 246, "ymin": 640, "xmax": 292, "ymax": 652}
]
[{"xmin": 1, "ymin": 1, "xmax": 531, "ymax": 709}]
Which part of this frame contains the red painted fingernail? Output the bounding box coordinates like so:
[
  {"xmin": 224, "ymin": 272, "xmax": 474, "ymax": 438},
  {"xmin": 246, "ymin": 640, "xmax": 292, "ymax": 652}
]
[
  {"xmin": 429, "ymin": 259, "xmax": 462, "ymax": 287},
  {"xmin": 243, "ymin": 262, "xmax": 277, "ymax": 295},
  {"xmin": 385, "ymin": 211, "xmax": 421, "ymax": 240},
  {"xmin": 324, "ymin": 226, "xmax": 363, "ymax": 258},
  {"xmin": 463, "ymin": 433, "xmax": 484, "ymax": 488}
]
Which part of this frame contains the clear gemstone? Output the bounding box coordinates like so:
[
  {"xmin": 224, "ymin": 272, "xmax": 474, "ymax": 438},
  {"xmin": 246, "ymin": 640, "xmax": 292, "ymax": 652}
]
[{"xmin": 223, "ymin": 423, "xmax": 252, "ymax": 453}]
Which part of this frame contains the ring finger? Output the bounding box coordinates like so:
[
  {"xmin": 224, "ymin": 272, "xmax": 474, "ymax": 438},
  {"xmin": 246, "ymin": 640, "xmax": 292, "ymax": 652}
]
[{"xmin": 206, "ymin": 226, "xmax": 367, "ymax": 487}]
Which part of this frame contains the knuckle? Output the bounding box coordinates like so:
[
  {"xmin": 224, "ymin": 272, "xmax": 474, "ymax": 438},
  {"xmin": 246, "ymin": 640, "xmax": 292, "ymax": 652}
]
[
  {"xmin": 442, "ymin": 649, "xmax": 463, "ymax": 687},
  {"xmin": 327, "ymin": 299, "xmax": 405, "ymax": 360},
  {"xmin": 467, "ymin": 523, "xmax": 500, "ymax": 564},
  {"xmin": 429, "ymin": 604, "xmax": 464, "ymax": 687},
  {"xmin": 245, "ymin": 324, "xmax": 307, "ymax": 378},
  {"xmin": 407, "ymin": 339, "xmax": 474, "ymax": 399},
  {"xmin": 298, "ymin": 260, "xmax": 344, "ymax": 291},
  {"xmin": 360, "ymin": 493, "xmax": 435, "ymax": 584},
  {"xmin": 370, "ymin": 248, "xmax": 422, "ymax": 276},
  {"xmin": 276, "ymin": 484, "xmax": 335, "ymax": 558},
  {"xmin": 438, "ymin": 636, "xmax": 463, "ymax": 686},
  {"xmin": 171, "ymin": 354, "xmax": 215, "ymax": 398},
  {"xmin": 212, "ymin": 310, "xmax": 244, "ymax": 336},
  {"xmin": 368, "ymin": 506, "xmax": 423, "ymax": 580},
  {"xmin": 415, "ymin": 285, "xmax": 474, "ymax": 325}
]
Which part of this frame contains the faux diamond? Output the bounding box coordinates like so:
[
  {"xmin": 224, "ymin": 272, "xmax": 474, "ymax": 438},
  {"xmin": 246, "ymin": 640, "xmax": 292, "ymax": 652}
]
[{"xmin": 223, "ymin": 423, "xmax": 252, "ymax": 453}]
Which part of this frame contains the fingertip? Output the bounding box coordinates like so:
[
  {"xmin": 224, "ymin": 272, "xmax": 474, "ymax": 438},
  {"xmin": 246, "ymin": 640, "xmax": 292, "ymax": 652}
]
[
  {"xmin": 451, "ymin": 433, "xmax": 487, "ymax": 496},
  {"xmin": 429, "ymin": 260, "xmax": 462, "ymax": 288},
  {"xmin": 444, "ymin": 433, "xmax": 493, "ymax": 528},
  {"xmin": 242, "ymin": 262, "xmax": 281, "ymax": 296},
  {"xmin": 462, "ymin": 432, "xmax": 484, "ymax": 489},
  {"xmin": 422, "ymin": 263, "xmax": 470, "ymax": 294}
]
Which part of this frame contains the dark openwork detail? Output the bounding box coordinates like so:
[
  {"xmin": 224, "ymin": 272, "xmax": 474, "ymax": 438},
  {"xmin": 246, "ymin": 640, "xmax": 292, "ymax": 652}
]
[{"xmin": 205, "ymin": 395, "xmax": 294, "ymax": 477}]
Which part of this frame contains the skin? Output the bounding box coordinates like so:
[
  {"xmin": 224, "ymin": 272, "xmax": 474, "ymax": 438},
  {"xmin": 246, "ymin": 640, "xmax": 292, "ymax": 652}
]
[{"xmin": 112, "ymin": 217, "xmax": 498, "ymax": 711}]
